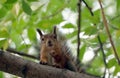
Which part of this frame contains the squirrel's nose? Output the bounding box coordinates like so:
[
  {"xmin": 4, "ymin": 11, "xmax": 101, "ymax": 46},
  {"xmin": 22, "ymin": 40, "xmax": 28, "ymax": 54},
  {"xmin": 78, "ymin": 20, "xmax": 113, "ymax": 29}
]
[{"xmin": 47, "ymin": 40, "xmax": 53, "ymax": 47}]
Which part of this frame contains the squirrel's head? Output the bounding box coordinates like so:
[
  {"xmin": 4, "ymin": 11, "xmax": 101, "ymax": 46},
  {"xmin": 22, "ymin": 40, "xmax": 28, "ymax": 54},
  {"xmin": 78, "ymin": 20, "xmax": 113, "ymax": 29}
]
[{"xmin": 36, "ymin": 26, "xmax": 58, "ymax": 48}]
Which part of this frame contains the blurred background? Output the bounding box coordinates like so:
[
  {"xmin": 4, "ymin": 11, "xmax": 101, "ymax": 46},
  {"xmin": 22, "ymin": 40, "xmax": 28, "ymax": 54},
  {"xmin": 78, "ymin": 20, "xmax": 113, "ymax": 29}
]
[{"xmin": 0, "ymin": 0, "xmax": 120, "ymax": 78}]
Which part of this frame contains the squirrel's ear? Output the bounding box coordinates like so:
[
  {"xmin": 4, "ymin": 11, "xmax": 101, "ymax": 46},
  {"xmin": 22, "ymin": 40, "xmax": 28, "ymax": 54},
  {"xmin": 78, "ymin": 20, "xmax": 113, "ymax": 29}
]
[
  {"xmin": 53, "ymin": 26, "xmax": 57, "ymax": 35},
  {"xmin": 36, "ymin": 28, "xmax": 43, "ymax": 37}
]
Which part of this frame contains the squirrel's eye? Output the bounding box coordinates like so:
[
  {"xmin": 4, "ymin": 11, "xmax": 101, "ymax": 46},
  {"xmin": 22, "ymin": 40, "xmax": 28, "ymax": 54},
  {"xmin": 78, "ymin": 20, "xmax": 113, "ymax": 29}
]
[
  {"xmin": 53, "ymin": 35, "xmax": 57, "ymax": 39},
  {"xmin": 41, "ymin": 38, "xmax": 44, "ymax": 41}
]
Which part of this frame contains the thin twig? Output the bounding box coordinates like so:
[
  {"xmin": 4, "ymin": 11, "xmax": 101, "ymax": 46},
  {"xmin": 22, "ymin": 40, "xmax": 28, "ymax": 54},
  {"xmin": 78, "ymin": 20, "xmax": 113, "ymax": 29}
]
[
  {"xmin": 97, "ymin": 35, "xmax": 107, "ymax": 77},
  {"xmin": 82, "ymin": 0, "xmax": 109, "ymax": 76},
  {"xmin": 97, "ymin": 35, "xmax": 107, "ymax": 67},
  {"xmin": 98, "ymin": 0, "xmax": 120, "ymax": 65},
  {"xmin": 77, "ymin": 0, "xmax": 82, "ymax": 60},
  {"xmin": 82, "ymin": 0, "xmax": 94, "ymax": 16},
  {"xmin": 6, "ymin": 48, "xmax": 38, "ymax": 60}
]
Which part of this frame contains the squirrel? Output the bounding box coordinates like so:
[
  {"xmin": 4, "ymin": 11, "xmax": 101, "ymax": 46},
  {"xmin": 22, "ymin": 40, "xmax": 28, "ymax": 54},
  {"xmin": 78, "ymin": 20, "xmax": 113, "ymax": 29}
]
[{"xmin": 36, "ymin": 26, "xmax": 78, "ymax": 72}]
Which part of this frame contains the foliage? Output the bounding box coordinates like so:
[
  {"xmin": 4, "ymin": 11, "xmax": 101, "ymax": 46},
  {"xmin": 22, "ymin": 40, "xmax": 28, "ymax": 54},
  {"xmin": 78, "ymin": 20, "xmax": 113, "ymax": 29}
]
[{"xmin": 0, "ymin": 0, "xmax": 120, "ymax": 78}]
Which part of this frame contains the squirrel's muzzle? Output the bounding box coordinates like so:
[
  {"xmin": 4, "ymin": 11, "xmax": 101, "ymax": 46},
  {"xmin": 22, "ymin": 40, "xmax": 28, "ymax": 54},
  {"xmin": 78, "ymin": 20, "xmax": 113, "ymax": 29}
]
[{"xmin": 47, "ymin": 40, "xmax": 53, "ymax": 47}]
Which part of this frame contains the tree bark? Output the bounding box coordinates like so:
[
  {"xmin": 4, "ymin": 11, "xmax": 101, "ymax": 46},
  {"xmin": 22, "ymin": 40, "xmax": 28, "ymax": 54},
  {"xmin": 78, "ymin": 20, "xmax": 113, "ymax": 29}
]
[{"xmin": 0, "ymin": 50, "xmax": 98, "ymax": 78}]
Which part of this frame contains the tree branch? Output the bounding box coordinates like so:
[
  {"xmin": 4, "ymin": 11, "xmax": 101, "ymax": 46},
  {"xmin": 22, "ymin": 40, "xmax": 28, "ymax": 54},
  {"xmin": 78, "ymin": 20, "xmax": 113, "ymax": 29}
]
[
  {"xmin": 77, "ymin": 0, "xmax": 82, "ymax": 60},
  {"xmin": 97, "ymin": 35, "xmax": 108, "ymax": 77},
  {"xmin": 82, "ymin": 0, "xmax": 94, "ymax": 16},
  {"xmin": 98, "ymin": 0, "xmax": 120, "ymax": 65},
  {"xmin": 0, "ymin": 50, "xmax": 99, "ymax": 78}
]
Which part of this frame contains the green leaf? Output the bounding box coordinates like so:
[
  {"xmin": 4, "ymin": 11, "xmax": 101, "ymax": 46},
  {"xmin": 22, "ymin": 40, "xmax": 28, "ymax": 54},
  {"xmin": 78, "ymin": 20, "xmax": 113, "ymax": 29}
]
[
  {"xmin": 3, "ymin": 2, "xmax": 14, "ymax": 10},
  {"xmin": 84, "ymin": 26, "xmax": 97, "ymax": 35},
  {"xmin": 92, "ymin": 53, "xmax": 104, "ymax": 67},
  {"xmin": 79, "ymin": 45, "xmax": 86, "ymax": 60},
  {"xmin": 71, "ymin": 39, "xmax": 77, "ymax": 44},
  {"xmin": 3, "ymin": 40, "xmax": 9, "ymax": 50},
  {"xmin": 0, "ymin": 37, "xmax": 8, "ymax": 50},
  {"xmin": 111, "ymin": 16, "xmax": 120, "ymax": 29},
  {"xmin": 107, "ymin": 58, "xmax": 117, "ymax": 68},
  {"xmin": 17, "ymin": 44, "xmax": 31, "ymax": 52},
  {"xmin": 5, "ymin": 0, "xmax": 17, "ymax": 4},
  {"xmin": 86, "ymin": 53, "xmax": 104, "ymax": 76},
  {"xmin": 10, "ymin": 30, "xmax": 22, "ymax": 48},
  {"xmin": 66, "ymin": 28, "xmax": 77, "ymax": 38},
  {"xmin": 67, "ymin": 0, "xmax": 77, "ymax": 10},
  {"xmin": 90, "ymin": 9, "xmax": 100, "ymax": 24},
  {"xmin": 0, "ymin": 39, "xmax": 7, "ymax": 48},
  {"xmin": 0, "ymin": 28, "xmax": 9, "ymax": 38},
  {"xmin": 117, "ymin": 0, "xmax": 120, "ymax": 13},
  {"xmin": 48, "ymin": 0, "xmax": 65, "ymax": 11},
  {"xmin": 99, "ymin": 31, "xmax": 107, "ymax": 43},
  {"xmin": 63, "ymin": 23, "xmax": 75, "ymax": 28},
  {"xmin": 0, "ymin": 7, "xmax": 7, "ymax": 18},
  {"xmin": 22, "ymin": 0, "xmax": 32, "ymax": 15},
  {"xmin": 116, "ymin": 30, "xmax": 120, "ymax": 38},
  {"xmin": 116, "ymin": 47, "xmax": 120, "ymax": 58},
  {"xmin": 44, "ymin": 0, "xmax": 66, "ymax": 17},
  {"xmin": 105, "ymin": 49, "xmax": 113, "ymax": 57},
  {"xmin": 0, "ymin": 72, "xmax": 3, "ymax": 78},
  {"xmin": 28, "ymin": 27, "xmax": 36, "ymax": 41},
  {"xmin": 113, "ymin": 65, "xmax": 120, "ymax": 76},
  {"xmin": 0, "ymin": 0, "xmax": 7, "ymax": 4},
  {"xmin": 38, "ymin": 15, "xmax": 62, "ymax": 30}
]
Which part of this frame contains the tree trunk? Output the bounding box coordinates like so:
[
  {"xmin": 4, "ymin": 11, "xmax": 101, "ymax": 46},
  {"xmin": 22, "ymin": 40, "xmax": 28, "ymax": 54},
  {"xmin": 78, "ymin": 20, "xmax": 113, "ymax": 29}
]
[{"xmin": 0, "ymin": 50, "xmax": 98, "ymax": 78}]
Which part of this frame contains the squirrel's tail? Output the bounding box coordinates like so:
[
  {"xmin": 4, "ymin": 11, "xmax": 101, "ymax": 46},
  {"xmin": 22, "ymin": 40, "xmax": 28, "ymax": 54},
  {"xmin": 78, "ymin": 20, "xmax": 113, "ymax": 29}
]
[
  {"xmin": 55, "ymin": 27, "xmax": 82, "ymax": 72},
  {"xmin": 61, "ymin": 42, "xmax": 81, "ymax": 72}
]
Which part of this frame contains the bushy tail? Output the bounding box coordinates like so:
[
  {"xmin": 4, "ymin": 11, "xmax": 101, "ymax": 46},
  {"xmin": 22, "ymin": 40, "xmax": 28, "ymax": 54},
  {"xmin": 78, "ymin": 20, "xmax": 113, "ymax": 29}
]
[{"xmin": 61, "ymin": 42, "xmax": 82, "ymax": 72}]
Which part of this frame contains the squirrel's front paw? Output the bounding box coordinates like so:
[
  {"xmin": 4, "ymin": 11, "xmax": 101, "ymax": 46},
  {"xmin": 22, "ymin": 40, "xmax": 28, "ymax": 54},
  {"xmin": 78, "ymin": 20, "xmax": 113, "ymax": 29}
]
[{"xmin": 39, "ymin": 60, "xmax": 48, "ymax": 65}]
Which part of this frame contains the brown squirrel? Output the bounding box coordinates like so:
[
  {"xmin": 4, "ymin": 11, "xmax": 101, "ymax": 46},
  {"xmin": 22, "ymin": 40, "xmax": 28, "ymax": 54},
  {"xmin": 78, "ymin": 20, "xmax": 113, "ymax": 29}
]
[{"xmin": 36, "ymin": 26, "xmax": 77, "ymax": 72}]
